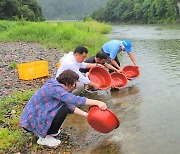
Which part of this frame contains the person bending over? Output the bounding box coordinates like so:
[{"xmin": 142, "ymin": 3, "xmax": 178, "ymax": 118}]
[
  {"xmin": 80, "ymin": 51, "xmax": 122, "ymax": 74},
  {"xmin": 56, "ymin": 46, "xmax": 104, "ymax": 95},
  {"xmin": 101, "ymin": 40, "xmax": 139, "ymax": 72}
]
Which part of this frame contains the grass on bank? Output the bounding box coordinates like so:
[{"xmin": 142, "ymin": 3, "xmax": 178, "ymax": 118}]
[
  {"xmin": 0, "ymin": 20, "xmax": 111, "ymax": 55},
  {"xmin": 0, "ymin": 90, "xmax": 36, "ymax": 153},
  {"xmin": 0, "ymin": 19, "xmax": 111, "ymax": 152}
]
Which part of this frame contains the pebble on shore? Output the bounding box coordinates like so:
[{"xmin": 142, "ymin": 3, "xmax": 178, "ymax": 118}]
[{"xmin": 0, "ymin": 42, "xmax": 62, "ymax": 96}]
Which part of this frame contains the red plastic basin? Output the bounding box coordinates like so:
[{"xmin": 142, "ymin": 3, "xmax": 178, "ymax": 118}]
[
  {"xmin": 111, "ymin": 72, "xmax": 128, "ymax": 89},
  {"xmin": 88, "ymin": 66, "xmax": 112, "ymax": 90},
  {"xmin": 123, "ymin": 65, "xmax": 140, "ymax": 80},
  {"xmin": 87, "ymin": 106, "xmax": 120, "ymax": 133}
]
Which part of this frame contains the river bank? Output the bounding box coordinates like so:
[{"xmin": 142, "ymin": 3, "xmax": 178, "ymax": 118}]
[
  {"xmin": 0, "ymin": 41, "xmax": 111, "ymax": 153},
  {"xmin": 0, "ymin": 42, "xmax": 84, "ymax": 153},
  {"xmin": 0, "ymin": 41, "xmax": 61, "ymax": 96},
  {"xmin": 0, "ymin": 20, "xmax": 112, "ymax": 153}
]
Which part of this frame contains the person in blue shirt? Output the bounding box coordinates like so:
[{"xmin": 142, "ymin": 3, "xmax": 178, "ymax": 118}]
[
  {"xmin": 20, "ymin": 69, "xmax": 107, "ymax": 147},
  {"xmin": 102, "ymin": 40, "xmax": 139, "ymax": 72}
]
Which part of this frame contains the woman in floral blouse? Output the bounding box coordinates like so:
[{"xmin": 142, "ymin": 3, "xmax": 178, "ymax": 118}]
[{"xmin": 20, "ymin": 69, "xmax": 107, "ymax": 147}]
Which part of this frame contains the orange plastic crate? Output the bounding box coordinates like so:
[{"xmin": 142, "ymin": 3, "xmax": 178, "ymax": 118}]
[
  {"xmin": 17, "ymin": 61, "xmax": 49, "ymax": 80},
  {"xmin": 56, "ymin": 62, "xmax": 61, "ymax": 68}
]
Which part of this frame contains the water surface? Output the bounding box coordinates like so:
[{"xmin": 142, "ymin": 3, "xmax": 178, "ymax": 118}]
[{"xmin": 71, "ymin": 25, "xmax": 180, "ymax": 154}]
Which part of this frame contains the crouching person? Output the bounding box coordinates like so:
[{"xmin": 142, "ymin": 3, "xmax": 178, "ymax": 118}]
[{"xmin": 20, "ymin": 69, "xmax": 107, "ymax": 147}]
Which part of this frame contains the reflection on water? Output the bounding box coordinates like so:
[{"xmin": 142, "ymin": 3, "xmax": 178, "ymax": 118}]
[
  {"xmin": 73, "ymin": 25, "xmax": 180, "ymax": 154},
  {"xmin": 90, "ymin": 141, "xmax": 122, "ymax": 154}
]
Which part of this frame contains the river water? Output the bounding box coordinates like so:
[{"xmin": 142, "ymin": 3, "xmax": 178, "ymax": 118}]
[{"xmin": 69, "ymin": 25, "xmax": 180, "ymax": 154}]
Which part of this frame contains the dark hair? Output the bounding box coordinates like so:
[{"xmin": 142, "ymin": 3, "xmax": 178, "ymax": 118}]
[
  {"xmin": 56, "ymin": 69, "xmax": 79, "ymax": 86},
  {"xmin": 96, "ymin": 51, "xmax": 108, "ymax": 60},
  {"xmin": 74, "ymin": 46, "xmax": 88, "ymax": 54}
]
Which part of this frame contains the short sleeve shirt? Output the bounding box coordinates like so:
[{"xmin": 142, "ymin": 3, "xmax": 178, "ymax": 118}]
[{"xmin": 102, "ymin": 40, "xmax": 121, "ymax": 59}]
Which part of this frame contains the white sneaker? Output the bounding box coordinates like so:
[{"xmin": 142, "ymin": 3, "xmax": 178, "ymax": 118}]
[
  {"xmin": 37, "ymin": 135, "xmax": 61, "ymax": 147},
  {"xmin": 50, "ymin": 129, "xmax": 61, "ymax": 137}
]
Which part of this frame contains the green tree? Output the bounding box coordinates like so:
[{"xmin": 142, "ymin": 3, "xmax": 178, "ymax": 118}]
[
  {"xmin": 91, "ymin": 7, "xmax": 105, "ymax": 21},
  {"xmin": 133, "ymin": 0, "xmax": 143, "ymax": 22},
  {"xmin": 19, "ymin": 5, "xmax": 36, "ymax": 21},
  {"xmin": 0, "ymin": 0, "xmax": 20, "ymax": 20},
  {"xmin": 103, "ymin": 0, "xmax": 120, "ymax": 22},
  {"xmin": 20, "ymin": 0, "xmax": 43, "ymax": 21},
  {"xmin": 91, "ymin": 0, "xmax": 179, "ymax": 24},
  {"xmin": 0, "ymin": 0, "xmax": 43, "ymax": 21},
  {"xmin": 165, "ymin": 0, "xmax": 179, "ymax": 23}
]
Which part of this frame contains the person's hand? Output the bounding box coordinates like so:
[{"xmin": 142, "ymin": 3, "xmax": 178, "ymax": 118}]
[
  {"xmin": 93, "ymin": 83, "xmax": 100, "ymax": 90},
  {"xmin": 97, "ymin": 101, "xmax": 107, "ymax": 110},
  {"xmin": 134, "ymin": 65, "xmax": 139, "ymax": 69},
  {"xmin": 118, "ymin": 67, "xmax": 123, "ymax": 73},
  {"xmin": 111, "ymin": 85, "xmax": 115, "ymax": 89},
  {"xmin": 96, "ymin": 63, "xmax": 105, "ymax": 69},
  {"xmin": 117, "ymin": 69, "xmax": 123, "ymax": 73},
  {"xmin": 83, "ymin": 112, "xmax": 88, "ymax": 117}
]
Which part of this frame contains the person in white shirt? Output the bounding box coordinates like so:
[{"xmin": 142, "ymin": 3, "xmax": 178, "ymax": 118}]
[{"xmin": 56, "ymin": 46, "xmax": 103, "ymax": 95}]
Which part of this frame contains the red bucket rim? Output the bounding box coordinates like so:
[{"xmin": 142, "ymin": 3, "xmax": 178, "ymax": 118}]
[
  {"xmin": 88, "ymin": 106, "xmax": 120, "ymax": 129},
  {"xmin": 123, "ymin": 65, "xmax": 140, "ymax": 80},
  {"xmin": 88, "ymin": 66, "xmax": 112, "ymax": 90},
  {"xmin": 110, "ymin": 72, "xmax": 128, "ymax": 89}
]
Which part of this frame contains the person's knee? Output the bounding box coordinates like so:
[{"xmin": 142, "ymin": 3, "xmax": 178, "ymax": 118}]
[
  {"xmin": 76, "ymin": 82, "xmax": 84, "ymax": 90},
  {"xmin": 72, "ymin": 82, "xmax": 84, "ymax": 95}
]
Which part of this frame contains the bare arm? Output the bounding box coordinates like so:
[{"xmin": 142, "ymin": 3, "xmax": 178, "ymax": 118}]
[
  {"xmin": 86, "ymin": 63, "xmax": 104, "ymax": 68},
  {"xmin": 85, "ymin": 99, "xmax": 107, "ymax": 110},
  {"xmin": 74, "ymin": 107, "xmax": 88, "ymax": 117},
  {"xmin": 110, "ymin": 59, "xmax": 123, "ymax": 72},
  {"xmin": 88, "ymin": 81, "xmax": 100, "ymax": 90},
  {"xmin": 128, "ymin": 52, "xmax": 138, "ymax": 67},
  {"xmin": 74, "ymin": 98, "xmax": 107, "ymax": 117},
  {"xmin": 104, "ymin": 63, "xmax": 123, "ymax": 73}
]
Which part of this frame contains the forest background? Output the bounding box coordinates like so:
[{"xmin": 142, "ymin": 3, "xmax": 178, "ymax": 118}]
[{"xmin": 0, "ymin": 0, "xmax": 179, "ymax": 24}]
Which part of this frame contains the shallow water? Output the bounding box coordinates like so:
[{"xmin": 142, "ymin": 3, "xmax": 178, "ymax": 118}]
[{"xmin": 71, "ymin": 25, "xmax": 180, "ymax": 154}]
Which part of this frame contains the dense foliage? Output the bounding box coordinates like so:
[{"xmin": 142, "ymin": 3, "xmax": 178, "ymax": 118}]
[
  {"xmin": 37, "ymin": 0, "xmax": 107, "ymax": 20},
  {"xmin": 91, "ymin": 0, "xmax": 180, "ymax": 24},
  {"xmin": 0, "ymin": 90, "xmax": 35, "ymax": 152},
  {"xmin": 0, "ymin": 0, "xmax": 44, "ymax": 21}
]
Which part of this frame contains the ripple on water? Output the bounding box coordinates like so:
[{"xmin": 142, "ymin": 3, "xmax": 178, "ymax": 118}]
[{"xmin": 77, "ymin": 25, "xmax": 180, "ymax": 154}]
